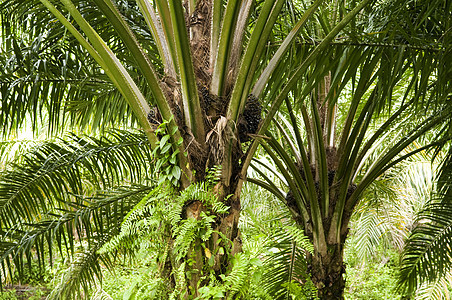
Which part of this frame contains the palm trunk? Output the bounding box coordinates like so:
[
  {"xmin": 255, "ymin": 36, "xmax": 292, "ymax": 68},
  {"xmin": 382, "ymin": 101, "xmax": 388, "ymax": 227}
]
[
  {"xmin": 299, "ymin": 190, "xmax": 353, "ymax": 300},
  {"xmin": 157, "ymin": 179, "xmax": 242, "ymax": 297},
  {"xmin": 310, "ymin": 243, "xmax": 346, "ymax": 299},
  {"xmin": 172, "ymin": 187, "xmax": 241, "ymax": 297},
  {"xmin": 302, "ymin": 194, "xmax": 354, "ymax": 299}
]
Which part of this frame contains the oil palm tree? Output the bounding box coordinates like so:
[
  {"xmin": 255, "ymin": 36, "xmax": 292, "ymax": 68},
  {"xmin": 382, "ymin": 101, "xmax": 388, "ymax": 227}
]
[
  {"xmin": 0, "ymin": 0, "xmax": 373, "ymax": 297},
  {"xmin": 248, "ymin": 0, "xmax": 452, "ymax": 298}
]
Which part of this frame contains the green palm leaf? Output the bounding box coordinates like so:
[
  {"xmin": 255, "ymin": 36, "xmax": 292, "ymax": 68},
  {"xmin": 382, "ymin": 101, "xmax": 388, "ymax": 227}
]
[
  {"xmin": 0, "ymin": 130, "xmax": 152, "ymax": 227},
  {"xmin": 0, "ymin": 185, "xmax": 152, "ymax": 299},
  {"xmin": 0, "ymin": 0, "xmax": 162, "ymax": 135},
  {"xmin": 398, "ymin": 200, "xmax": 452, "ymax": 296}
]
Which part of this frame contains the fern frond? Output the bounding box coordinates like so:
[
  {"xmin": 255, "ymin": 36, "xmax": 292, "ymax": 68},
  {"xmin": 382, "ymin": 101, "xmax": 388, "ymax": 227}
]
[
  {"xmin": 97, "ymin": 186, "xmax": 175, "ymax": 255},
  {"xmin": 177, "ymin": 180, "xmax": 230, "ymax": 215},
  {"xmin": 170, "ymin": 261, "xmax": 187, "ymax": 300},
  {"xmin": 224, "ymin": 253, "xmax": 252, "ymax": 297},
  {"xmin": 172, "ymin": 216, "xmax": 215, "ymax": 261}
]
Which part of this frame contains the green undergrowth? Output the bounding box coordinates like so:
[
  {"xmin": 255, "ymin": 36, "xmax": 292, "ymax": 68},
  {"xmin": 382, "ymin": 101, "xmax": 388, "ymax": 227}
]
[
  {"xmin": 0, "ymin": 287, "xmax": 47, "ymax": 300},
  {"xmin": 100, "ymin": 254, "xmax": 168, "ymax": 300},
  {"xmin": 2, "ymin": 182, "xmax": 406, "ymax": 299},
  {"xmin": 1, "ymin": 259, "xmax": 52, "ymax": 299},
  {"xmin": 97, "ymin": 181, "xmax": 317, "ymax": 299},
  {"xmin": 344, "ymin": 239, "xmax": 401, "ymax": 300}
]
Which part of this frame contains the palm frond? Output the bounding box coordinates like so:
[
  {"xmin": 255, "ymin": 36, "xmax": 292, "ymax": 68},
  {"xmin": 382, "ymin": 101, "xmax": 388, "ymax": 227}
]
[
  {"xmin": 414, "ymin": 271, "xmax": 452, "ymax": 300},
  {"xmin": 48, "ymin": 244, "xmax": 108, "ymax": 300},
  {"xmin": 0, "ymin": 33, "xmax": 120, "ymax": 135},
  {"xmin": 260, "ymin": 226, "xmax": 316, "ymax": 300},
  {"xmin": 350, "ymin": 156, "xmax": 435, "ymax": 263},
  {"xmin": 0, "ymin": 139, "xmax": 39, "ymax": 171},
  {"xmin": 351, "ymin": 209, "xmax": 387, "ymax": 261},
  {"xmin": 240, "ymin": 181, "xmax": 315, "ymax": 299},
  {"xmin": 0, "ymin": 130, "xmax": 152, "ymax": 228},
  {"xmin": 398, "ymin": 199, "xmax": 452, "ymax": 296},
  {"xmin": 0, "ymin": 0, "xmax": 163, "ymax": 136},
  {"xmin": 0, "ymin": 185, "xmax": 152, "ymax": 298}
]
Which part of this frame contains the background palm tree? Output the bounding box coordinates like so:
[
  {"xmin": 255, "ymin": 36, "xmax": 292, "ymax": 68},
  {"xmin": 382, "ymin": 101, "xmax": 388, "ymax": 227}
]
[{"xmin": 249, "ymin": 0, "xmax": 452, "ymax": 297}]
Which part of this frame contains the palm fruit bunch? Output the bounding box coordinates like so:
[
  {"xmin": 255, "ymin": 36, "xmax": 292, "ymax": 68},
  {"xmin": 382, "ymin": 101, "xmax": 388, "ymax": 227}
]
[
  {"xmin": 238, "ymin": 94, "xmax": 262, "ymax": 142},
  {"xmin": 147, "ymin": 107, "xmax": 161, "ymax": 125}
]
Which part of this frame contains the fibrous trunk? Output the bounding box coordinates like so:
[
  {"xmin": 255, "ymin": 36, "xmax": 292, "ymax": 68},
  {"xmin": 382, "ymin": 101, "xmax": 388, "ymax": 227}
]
[
  {"xmin": 310, "ymin": 243, "xmax": 346, "ymax": 299},
  {"xmin": 182, "ymin": 187, "xmax": 242, "ymax": 296},
  {"xmin": 298, "ymin": 184, "xmax": 354, "ymax": 300}
]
